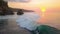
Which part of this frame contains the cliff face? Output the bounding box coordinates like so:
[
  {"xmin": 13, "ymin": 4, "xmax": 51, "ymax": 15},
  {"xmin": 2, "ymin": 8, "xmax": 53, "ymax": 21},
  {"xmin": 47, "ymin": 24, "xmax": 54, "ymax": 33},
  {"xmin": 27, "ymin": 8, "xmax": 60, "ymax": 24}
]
[
  {"xmin": 0, "ymin": 0, "xmax": 8, "ymax": 8},
  {"xmin": 0, "ymin": 0, "xmax": 14, "ymax": 15}
]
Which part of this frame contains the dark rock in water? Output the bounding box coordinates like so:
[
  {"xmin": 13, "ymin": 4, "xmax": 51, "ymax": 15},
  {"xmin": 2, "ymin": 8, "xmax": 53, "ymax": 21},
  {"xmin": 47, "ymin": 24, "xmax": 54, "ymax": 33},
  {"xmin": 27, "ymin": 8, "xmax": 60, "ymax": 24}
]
[{"xmin": 17, "ymin": 9, "xmax": 24, "ymax": 15}]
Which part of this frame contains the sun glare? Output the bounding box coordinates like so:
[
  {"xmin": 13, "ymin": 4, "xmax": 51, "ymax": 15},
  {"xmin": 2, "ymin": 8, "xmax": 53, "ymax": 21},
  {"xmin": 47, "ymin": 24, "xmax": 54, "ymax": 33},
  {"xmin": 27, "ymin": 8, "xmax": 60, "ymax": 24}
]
[
  {"xmin": 41, "ymin": 7, "xmax": 46, "ymax": 13},
  {"xmin": 40, "ymin": 7, "xmax": 46, "ymax": 17}
]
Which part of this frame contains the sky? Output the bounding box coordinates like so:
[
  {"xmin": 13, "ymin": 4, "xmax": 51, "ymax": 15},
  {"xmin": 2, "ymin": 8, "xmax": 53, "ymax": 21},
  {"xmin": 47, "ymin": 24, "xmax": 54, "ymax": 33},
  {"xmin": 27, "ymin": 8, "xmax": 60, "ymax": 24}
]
[
  {"xmin": 7, "ymin": 0, "xmax": 60, "ymax": 16},
  {"xmin": 4, "ymin": 0, "xmax": 30, "ymax": 2},
  {"xmin": 8, "ymin": 0, "xmax": 60, "ymax": 8}
]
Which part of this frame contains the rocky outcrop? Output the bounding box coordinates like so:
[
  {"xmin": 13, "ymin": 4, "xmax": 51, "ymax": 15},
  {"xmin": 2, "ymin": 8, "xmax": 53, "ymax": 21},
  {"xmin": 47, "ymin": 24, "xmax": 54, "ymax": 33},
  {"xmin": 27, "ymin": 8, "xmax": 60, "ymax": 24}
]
[{"xmin": 0, "ymin": 0, "xmax": 14, "ymax": 15}]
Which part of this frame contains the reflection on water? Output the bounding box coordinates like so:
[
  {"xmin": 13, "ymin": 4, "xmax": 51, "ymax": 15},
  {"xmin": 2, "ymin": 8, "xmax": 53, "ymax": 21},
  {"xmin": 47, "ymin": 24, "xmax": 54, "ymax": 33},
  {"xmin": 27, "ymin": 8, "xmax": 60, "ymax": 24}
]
[{"xmin": 39, "ymin": 10, "xmax": 60, "ymax": 29}]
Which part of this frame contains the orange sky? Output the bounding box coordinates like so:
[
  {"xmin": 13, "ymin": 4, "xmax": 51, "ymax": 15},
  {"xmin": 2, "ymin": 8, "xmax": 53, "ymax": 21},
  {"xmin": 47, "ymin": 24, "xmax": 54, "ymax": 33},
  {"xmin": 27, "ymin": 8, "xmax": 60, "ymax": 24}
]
[
  {"xmin": 8, "ymin": 0, "xmax": 60, "ymax": 9},
  {"xmin": 8, "ymin": 0, "xmax": 60, "ymax": 17}
]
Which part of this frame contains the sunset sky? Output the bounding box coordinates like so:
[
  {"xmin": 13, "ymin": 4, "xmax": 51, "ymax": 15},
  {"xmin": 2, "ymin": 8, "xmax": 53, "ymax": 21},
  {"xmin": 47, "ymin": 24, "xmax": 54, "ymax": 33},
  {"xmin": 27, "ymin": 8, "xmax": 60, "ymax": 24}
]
[
  {"xmin": 8, "ymin": 0, "xmax": 60, "ymax": 16},
  {"xmin": 8, "ymin": 0, "xmax": 60, "ymax": 9}
]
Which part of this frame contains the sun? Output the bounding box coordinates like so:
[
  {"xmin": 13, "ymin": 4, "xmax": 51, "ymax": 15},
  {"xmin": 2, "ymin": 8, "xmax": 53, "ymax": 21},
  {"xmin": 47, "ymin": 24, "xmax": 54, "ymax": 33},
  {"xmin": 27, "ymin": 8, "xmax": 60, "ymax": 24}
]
[
  {"xmin": 40, "ymin": 7, "xmax": 46, "ymax": 17},
  {"xmin": 41, "ymin": 7, "xmax": 46, "ymax": 13}
]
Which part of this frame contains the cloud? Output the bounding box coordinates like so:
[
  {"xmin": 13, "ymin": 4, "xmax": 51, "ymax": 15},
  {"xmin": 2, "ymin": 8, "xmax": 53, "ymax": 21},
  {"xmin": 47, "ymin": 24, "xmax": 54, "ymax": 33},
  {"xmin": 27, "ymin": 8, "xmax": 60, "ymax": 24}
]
[{"xmin": 4, "ymin": 0, "xmax": 30, "ymax": 2}]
